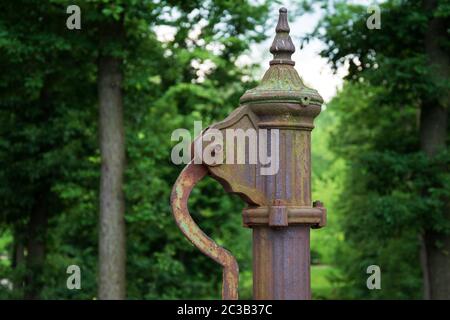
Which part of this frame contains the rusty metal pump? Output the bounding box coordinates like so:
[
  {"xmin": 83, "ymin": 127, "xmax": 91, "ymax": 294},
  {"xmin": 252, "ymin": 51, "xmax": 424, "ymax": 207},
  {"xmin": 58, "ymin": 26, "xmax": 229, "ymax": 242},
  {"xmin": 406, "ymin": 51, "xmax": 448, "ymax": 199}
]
[{"xmin": 170, "ymin": 7, "xmax": 326, "ymax": 300}]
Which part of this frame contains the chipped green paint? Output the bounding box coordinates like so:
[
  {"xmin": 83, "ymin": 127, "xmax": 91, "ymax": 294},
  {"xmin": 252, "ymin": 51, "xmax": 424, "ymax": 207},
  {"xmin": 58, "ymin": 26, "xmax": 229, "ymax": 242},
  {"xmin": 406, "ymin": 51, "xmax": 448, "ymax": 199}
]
[
  {"xmin": 240, "ymin": 64, "xmax": 323, "ymax": 106},
  {"xmin": 240, "ymin": 8, "xmax": 322, "ymax": 106}
]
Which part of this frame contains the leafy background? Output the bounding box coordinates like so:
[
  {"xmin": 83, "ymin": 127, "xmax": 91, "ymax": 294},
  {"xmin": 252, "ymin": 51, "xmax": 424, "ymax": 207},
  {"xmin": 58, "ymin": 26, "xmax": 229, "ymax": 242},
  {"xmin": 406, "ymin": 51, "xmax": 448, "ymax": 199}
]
[{"xmin": 0, "ymin": 0, "xmax": 449, "ymax": 299}]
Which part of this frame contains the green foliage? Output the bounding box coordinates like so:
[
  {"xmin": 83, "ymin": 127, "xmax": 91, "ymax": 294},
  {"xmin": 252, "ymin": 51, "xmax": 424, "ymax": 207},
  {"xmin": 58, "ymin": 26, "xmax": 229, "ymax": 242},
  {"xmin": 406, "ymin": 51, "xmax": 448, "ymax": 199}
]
[
  {"xmin": 0, "ymin": 0, "xmax": 272, "ymax": 299},
  {"xmin": 3, "ymin": 0, "xmax": 447, "ymax": 300},
  {"xmin": 311, "ymin": 106, "xmax": 346, "ymax": 266},
  {"xmin": 318, "ymin": 81, "xmax": 450, "ymax": 298},
  {"xmin": 307, "ymin": 0, "xmax": 450, "ymax": 299},
  {"xmin": 311, "ymin": 265, "xmax": 341, "ymax": 300}
]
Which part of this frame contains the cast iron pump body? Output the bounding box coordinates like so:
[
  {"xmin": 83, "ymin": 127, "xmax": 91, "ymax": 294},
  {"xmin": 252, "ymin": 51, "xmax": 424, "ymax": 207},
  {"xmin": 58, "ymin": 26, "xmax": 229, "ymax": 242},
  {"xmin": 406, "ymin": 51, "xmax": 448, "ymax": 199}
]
[{"xmin": 170, "ymin": 7, "xmax": 326, "ymax": 300}]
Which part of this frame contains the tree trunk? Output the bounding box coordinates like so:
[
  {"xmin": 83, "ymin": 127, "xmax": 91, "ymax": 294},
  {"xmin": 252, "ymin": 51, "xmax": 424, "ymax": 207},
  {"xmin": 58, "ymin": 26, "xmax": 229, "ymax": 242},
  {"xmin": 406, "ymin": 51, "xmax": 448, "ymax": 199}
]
[
  {"xmin": 12, "ymin": 231, "xmax": 25, "ymax": 270},
  {"xmin": 97, "ymin": 51, "xmax": 126, "ymax": 299},
  {"xmin": 420, "ymin": 0, "xmax": 450, "ymax": 300},
  {"xmin": 419, "ymin": 233, "xmax": 431, "ymax": 300},
  {"xmin": 11, "ymin": 230, "xmax": 25, "ymax": 292},
  {"xmin": 24, "ymin": 197, "xmax": 47, "ymax": 299}
]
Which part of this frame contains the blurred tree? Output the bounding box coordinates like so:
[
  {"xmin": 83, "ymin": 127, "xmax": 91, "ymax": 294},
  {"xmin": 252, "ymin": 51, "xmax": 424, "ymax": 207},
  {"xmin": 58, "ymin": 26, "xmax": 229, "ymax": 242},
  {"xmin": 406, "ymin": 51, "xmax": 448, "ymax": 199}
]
[
  {"xmin": 0, "ymin": 0, "xmax": 272, "ymax": 299},
  {"xmin": 311, "ymin": 0, "xmax": 450, "ymax": 298},
  {"xmin": 0, "ymin": 1, "xmax": 97, "ymax": 298},
  {"xmin": 97, "ymin": 21, "xmax": 127, "ymax": 299}
]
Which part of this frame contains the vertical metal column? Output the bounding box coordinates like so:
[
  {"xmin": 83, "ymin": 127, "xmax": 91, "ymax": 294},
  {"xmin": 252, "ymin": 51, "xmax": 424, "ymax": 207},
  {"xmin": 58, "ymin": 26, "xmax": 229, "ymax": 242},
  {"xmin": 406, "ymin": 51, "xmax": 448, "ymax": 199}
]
[
  {"xmin": 171, "ymin": 7, "xmax": 326, "ymax": 300},
  {"xmin": 253, "ymin": 226, "xmax": 311, "ymax": 299},
  {"xmin": 239, "ymin": 7, "xmax": 325, "ymax": 300}
]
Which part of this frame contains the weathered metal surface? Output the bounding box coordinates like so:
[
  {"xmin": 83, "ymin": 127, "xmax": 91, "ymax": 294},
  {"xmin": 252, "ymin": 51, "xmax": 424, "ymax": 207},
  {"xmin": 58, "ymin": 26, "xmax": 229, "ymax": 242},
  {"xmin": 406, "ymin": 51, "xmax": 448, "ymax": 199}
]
[
  {"xmin": 170, "ymin": 161, "xmax": 239, "ymax": 300},
  {"xmin": 242, "ymin": 204, "xmax": 326, "ymax": 228},
  {"xmin": 240, "ymin": 8, "xmax": 323, "ymax": 106},
  {"xmin": 170, "ymin": 7, "xmax": 326, "ymax": 300},
  {"xmin": 253, "ymin": 226, "xmax": 310, "ymax": 299}
]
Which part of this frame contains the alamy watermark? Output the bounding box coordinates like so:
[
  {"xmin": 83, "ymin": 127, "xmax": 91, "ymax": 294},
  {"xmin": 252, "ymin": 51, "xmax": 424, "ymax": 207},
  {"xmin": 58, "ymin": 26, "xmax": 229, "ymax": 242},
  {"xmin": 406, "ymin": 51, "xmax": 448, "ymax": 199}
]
[
  {"xmin": 66, "ymin": 264, "xmax": 81, "ymax": 290},
  {"xmin": 366, "ymin": 265, "xmax": 381, "ymax": 290},
  {"xmin": 171, "ymin": 121, "xmax": 280, "ymax": 175},
  {"xmin": 367, "ymin": 4, "xmax": 381, "ymax": 30},
  {"xmin": 66, "ymin": 5, "xmax": 81, "ymax": 30}
]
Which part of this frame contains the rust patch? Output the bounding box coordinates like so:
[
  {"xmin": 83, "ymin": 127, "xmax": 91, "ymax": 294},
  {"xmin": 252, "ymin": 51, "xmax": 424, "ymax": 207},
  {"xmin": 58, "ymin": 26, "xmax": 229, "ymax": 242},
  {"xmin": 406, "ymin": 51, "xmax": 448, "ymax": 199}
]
[{"xmin": 170, "ymin": 161, "xmax": 239, "ymax": 300}]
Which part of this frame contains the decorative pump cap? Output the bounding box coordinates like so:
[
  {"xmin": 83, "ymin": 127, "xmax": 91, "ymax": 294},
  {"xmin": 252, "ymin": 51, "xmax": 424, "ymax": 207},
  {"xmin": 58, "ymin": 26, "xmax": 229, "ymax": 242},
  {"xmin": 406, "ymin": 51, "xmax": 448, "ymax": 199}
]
[
  {"xmin": 240, "ymin": 7, "xmax": 324, "ymax": 107},
  {"xmin": 170, "ymin": 7, "xmax": 327, "ymax": 303},
  {"xmin": 270, "ymin": 7, "xmax": 295, "ymax": 66}
]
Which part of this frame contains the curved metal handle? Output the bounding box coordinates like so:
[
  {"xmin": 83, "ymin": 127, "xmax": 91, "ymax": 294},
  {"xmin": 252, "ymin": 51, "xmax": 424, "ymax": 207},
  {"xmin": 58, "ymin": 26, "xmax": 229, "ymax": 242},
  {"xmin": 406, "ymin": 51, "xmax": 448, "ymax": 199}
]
[{"xmin": 170, "ymin": 161, "xmax": 239, "ymax": 300}]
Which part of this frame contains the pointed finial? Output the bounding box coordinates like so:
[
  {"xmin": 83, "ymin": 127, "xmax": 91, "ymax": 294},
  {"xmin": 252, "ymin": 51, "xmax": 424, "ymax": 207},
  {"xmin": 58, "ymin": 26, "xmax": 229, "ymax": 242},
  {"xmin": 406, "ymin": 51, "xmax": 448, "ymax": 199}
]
[{"xmin": 270, "ymin": 7, "xmax": 295, "ymax": 66}]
